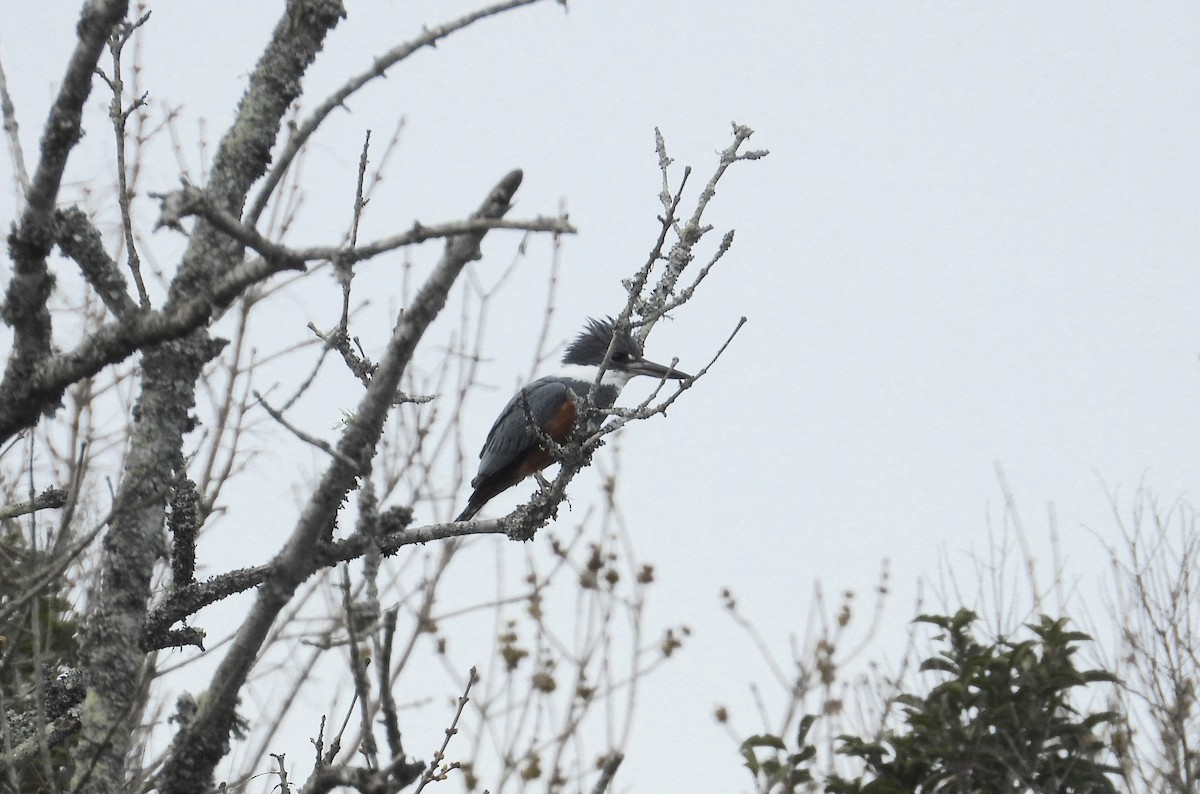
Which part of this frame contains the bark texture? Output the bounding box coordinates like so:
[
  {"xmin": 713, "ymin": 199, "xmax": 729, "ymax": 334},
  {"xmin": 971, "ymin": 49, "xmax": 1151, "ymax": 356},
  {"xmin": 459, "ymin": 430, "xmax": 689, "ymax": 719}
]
[{"xmin": 71, "ymin": 2, "xmax": 347, "ymax": 791}]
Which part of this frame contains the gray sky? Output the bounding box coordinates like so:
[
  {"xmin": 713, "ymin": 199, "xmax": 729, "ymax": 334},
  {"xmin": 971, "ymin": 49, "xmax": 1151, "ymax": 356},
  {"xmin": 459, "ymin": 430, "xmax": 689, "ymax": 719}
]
[{"xmin": 4, "ymin": 1, "xmax": 1200, "ymax": 790}]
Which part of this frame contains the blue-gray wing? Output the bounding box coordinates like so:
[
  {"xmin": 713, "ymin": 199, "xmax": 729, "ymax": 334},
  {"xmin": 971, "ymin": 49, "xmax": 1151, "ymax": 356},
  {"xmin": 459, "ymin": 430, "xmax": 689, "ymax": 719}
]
[{"xmin": 474, "ymin": 378, "xmax": 573, "ymax": 484}]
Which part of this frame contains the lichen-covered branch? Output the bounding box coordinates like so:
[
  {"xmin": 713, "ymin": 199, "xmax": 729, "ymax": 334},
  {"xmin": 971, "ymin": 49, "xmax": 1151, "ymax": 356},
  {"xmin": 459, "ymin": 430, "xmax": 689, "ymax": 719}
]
[
  {"xmin": 0, "ymin": 486, "xmax": 66, "ymax": 520},
  {"xmin": 142, "ymin": 517, "xmax": 506, "ymax": 650},
  {"xmin": 71, "ymin": 2, "xmax": 349, "ymax": 791},
  {"xmin": 1, "ymin": 0, "xmax": 129, "ymax": 413},
  {"xmin": 479, "ymin": 127, "xmax": 765, "ymax": 542},
  {"xmin": 645, "ymin": 123, "xmax": 766, "ymax": 315},
  {"xmin": 154, "ymin": 169, "xmax": 523, "ymax": 792},
  {"xmin": 0, "ymin": 203, "xmax": 570, "ymax": 444},
  {"xmin": 52, "ymin": 207, "xmax": 138, "ymax": 318}
]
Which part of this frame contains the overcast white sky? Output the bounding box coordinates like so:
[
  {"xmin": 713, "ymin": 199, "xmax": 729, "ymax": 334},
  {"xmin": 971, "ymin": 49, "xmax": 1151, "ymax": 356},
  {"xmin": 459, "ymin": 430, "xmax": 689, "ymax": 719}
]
[{"xmin": 4, "ymin": 1, "xmax": 1200, "ymax": 791}]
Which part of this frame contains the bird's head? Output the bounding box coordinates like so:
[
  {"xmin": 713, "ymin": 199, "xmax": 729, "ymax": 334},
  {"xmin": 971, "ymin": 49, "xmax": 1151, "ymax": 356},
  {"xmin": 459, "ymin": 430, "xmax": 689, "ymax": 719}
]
[{"xmin": 562, "ymin": 317, "xmax": 691, "ymax": 381}]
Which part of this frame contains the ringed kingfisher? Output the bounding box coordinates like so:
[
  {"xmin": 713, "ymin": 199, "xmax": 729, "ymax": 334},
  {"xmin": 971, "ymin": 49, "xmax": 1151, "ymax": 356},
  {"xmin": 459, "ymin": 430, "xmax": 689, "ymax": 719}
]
[{"xmin": 455, "ymin": 317, "xmax": 689, "ymax": 522}]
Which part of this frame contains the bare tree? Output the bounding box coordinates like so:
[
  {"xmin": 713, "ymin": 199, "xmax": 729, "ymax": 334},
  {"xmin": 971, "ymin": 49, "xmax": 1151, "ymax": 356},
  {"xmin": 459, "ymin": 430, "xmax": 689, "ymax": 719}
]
[
  {"xmin": 0, "ymin": 2, "xmax": 762, "ymax": 792},
  {"xmin": 721, "ymin": 472, "xmax": 1199, "ymax": 793},
  {"xmin": 1100, "ymin": 489, "xmax": 1200, "ymax": 792}
]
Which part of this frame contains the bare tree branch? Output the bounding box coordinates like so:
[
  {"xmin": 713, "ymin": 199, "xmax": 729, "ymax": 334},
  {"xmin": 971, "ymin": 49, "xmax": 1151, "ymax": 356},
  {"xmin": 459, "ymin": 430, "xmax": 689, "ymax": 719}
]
[
  {"xmin": 155, "ymin": 168, "xmax": 525, "ymax": 791},
  {"xmin": 0, "ymin": 486, "xmax": 66, "ymax": 520},
  {"xmin": 246, "ymin": 0, "xmax": 555, "ymax": 225},
  {"xmin": 72, "ymin": 2, "xmax": 349, "ymax": 790},
  {"xmin": 52, "ymin": 207, "xmax": 138, "ymax": 318},
  {"xmin": 2, "ymin": 711, "xmax": 82, "ymax": 770},
  {"xmin": 412, "ymin": 668, "xmax": 476, "ymax": 793},
  {"xmin": 642, "ymin": 123, "xmax": 766, "ymax": 334},
  {"xmin": 102, "ymin": 11, "xmax": 153, "ymax": 308},
  {"xmin": 164, "ymin": 180, "xmax": 576, "ymax": 270},
  {"xmin": 589, "ymin": 752, "xmax": 624, "ymax": 794},
  {"xmin": 1, "ymin": 0, "xmax": 130, "ymax": 417},
  {"xmin": 0, "ymin": 40, "xmax": 31, "ymax": 201},
  {"xmin": 254, "ymin": 390, "xmax": 358, "ymax": 468},
  {"xmin": 0, "ymin": 200, "xmax": 571, "ymax": 444},
  {"xmin": 141, "ymin": 518, "xmax": 505, "ymax": 650},
  {"xmin": 2, "ymin": 5, "xmax": 760, "ymax": 790}
]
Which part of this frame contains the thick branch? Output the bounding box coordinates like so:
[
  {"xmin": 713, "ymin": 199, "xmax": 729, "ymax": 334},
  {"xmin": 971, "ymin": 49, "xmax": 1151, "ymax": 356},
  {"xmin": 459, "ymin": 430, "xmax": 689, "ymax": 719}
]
[
  {"xmin": 154, "ymin": 168, "xmax": 523, "ymax": 791},
  {"xmin": 0, "ymin": 207, "xmax": 568, "ymax": 444},
  {"xmin": 52, "ymin": 207, "xmax": 138, "ymax": 318},
  {"xmin": 298, "ymin": 757, "xmax": 423, "ymax": 794},
  {"xmin": 142, "ymin": 518, "xmax": 506, "ymax": 649},
  {"xmin": 72, "ymin": 2, "xmax": 349, "ymax": 792},
  {"xmin": 1, "ymin": 0, "xmax": 129, "ymax": 408},
  {"xmin": 0, "ymin": 486, "xmax": 66, "ymax": 521},
  {"xmin": 3, "ymin": 711, "xmax": 82, "ymax": 770}
]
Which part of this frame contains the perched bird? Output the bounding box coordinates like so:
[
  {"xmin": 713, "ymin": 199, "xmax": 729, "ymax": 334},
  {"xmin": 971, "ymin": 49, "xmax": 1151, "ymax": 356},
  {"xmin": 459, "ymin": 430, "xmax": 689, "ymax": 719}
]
[{"xmin": 455, "ymin": 317, "xmax": 689, "ymax": 521}]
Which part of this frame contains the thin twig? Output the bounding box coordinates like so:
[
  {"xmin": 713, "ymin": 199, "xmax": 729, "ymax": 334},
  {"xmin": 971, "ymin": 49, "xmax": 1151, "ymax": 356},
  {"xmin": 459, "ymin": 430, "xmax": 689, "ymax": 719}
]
[
  {"xmin": 245, "ymin": 0, "xmax": 553, "ymax": 225},
  {"xmin": 375, "ymin": 607, "xmax": 404, "ymax": 759},
  {"xmin": 328, "ymin": 690, "xmax": 360, "ymax": 768},
  {"xmin": 253, "ymin": 391, "xmax": 358, "ymax": 468},
  {"xmin": 599, "ymin": 317, "xmax": 745, "ymax": 431},
  {"xmin": 271, "ymin": 753, "xmax": 291, "ymax": 794},
  {"xmin": 349, "ymin": 130, "xmax": 370, "ymax": 248},
  {"xmin": 339, "ymin": 130, "xmax": 372, "ymax": 331},
  {"xmin": 102, "ymin": 11, "xmax": 153, "ymax": 308},
  {"xmin": 340, "ymin": 566, "xmax": 378, "ymax": 769},
  {"xmin": 645, "ymin": 123, "xmax": 766, "ymax": 333},
  {"xmin": 412, "ymin": 668, "xmax": 477, "ymax": 793},
  {"xmin": 0, "ymin": 39, "xmax": 31, "ymax": 201},
  {"xmin": 280, "ymin": 334, "xmax": 337, "ymax": 411},
  {"xmin": 162, "ymin": 182, "xmax": 575, "ymax": 267},
  {"xmin": 0, "ymin": 513, "xmax": 110, "ymax": 629},
  {"xmin": 311, "ymin": 716, "xmax": 327, "ymax": 777}
]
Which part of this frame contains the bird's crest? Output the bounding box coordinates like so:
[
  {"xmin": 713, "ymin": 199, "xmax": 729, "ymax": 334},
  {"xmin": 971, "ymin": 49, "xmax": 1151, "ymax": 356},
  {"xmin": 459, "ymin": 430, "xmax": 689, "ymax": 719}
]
[{"xmin": 562, "ymin": 317, "xmax": 642, "ymax": 367}]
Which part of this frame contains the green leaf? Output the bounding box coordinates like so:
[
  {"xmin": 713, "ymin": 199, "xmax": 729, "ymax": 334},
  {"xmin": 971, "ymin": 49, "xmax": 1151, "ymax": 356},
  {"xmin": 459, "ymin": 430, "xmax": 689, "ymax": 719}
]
[
  {"xmin": 789, "ymin": 748, "xmax": 815, "ymax": 765},
  {"xmin": 740, "ymin": 733, "xmax": 787, "ymax": 752},
  {"xmin": 918, "ymin": 656, "xmax": 958, "ymax": 674},
  {"xmin": 796, "ymin": 713, "xmax": 817, "ymax": 745},
  {"xmin": 1082, "ymin": 710, "xmax": 1121, "ymax": 729},
  {"xmin": 1081, "ymin": 669, "xmax": 1118, "ymax": 684}
]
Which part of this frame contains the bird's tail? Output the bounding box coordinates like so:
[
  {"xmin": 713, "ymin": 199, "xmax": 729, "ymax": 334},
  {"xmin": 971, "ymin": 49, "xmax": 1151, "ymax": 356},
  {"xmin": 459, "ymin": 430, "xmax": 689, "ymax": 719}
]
[{"xmin": 454, "ymin": 501, "xmax": 482, "ymax": 522}]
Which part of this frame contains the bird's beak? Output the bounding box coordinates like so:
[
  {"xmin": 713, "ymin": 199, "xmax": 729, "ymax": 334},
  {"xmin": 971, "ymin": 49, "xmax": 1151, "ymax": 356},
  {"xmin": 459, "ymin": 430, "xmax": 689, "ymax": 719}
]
[{"xmin": 630, "ymin": 356, "xmax": 691, "ymax": 381}]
